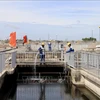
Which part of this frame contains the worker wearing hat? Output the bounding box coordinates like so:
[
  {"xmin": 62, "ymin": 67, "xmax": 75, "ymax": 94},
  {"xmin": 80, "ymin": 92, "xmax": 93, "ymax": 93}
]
[
  {"xmin": 48, "ymin": 41, "xmax": 52, "ymax": 51},
  {"xmin": 38, "ymin": 42, "xmax": 45, "ymax": 64},
  {"xmin": 66, "ymin": 42, "xmax": 74, "ymax": 53}
]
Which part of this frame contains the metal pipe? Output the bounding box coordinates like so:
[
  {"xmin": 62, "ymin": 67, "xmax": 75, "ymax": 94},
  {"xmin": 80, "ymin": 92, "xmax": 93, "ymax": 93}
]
[{"xmin": 99, "ymin": 27, "xmax": 100, "ymax": 41}]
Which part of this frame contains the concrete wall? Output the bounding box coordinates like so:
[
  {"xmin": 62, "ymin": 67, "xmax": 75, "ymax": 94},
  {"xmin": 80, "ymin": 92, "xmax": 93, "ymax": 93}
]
[
  {"xmin": 81, "ymin": 70, "xmax": 100, "ymax": 98},
  {"xmin": 85, "ymin": 79, "xmax": 100, "ymax": 98},
  {"xmin": 0, "ymin": 67, "xmax": 15, "ymax": 89},
  {"xmin": 0, "ymin": 71, "xmax": 6, "ymax": 88},
  {"xmin": 70, "ymin": 67, "xmax": 100, "ymax": 98}
]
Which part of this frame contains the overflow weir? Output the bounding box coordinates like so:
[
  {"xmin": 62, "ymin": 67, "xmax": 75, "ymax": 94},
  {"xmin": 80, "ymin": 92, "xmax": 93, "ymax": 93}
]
[{"xmin": 0, "ymin": 48, "xmax": 100, "ymax": 100}]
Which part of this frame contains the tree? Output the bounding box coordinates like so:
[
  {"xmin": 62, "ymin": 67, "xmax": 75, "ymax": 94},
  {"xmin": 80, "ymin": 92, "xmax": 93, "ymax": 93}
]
[{"xmin": 82, "ymin": 37, "xmax": 96, "ymax": 42}]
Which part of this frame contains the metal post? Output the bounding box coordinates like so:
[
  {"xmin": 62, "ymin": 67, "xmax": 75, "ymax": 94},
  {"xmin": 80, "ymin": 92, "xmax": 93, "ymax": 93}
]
[
  {"xmin": 58, "ymin": 42, "xmax": 59, "ymax": 50},
  {"xmin": 87, "ymin": 53, "xmax": 89, "ymax": 70},
  {"xmin": 11, "ymin": 51, "xmax": 17, "ymax": 68},
  {"xmin": 0, "ymin": 53, "xmax": 5, "ymax": 72},
  {"xmin": 98, "ymin": 55, "xmax": 100, "ymax": 78},
  {"xmin": 76, "ymin": 52, "xmax": 78, "ymax": 69},
  {"xmin": 56, "ymin": 34, "xmax": 57, "ymax": 41},
  {"xmin": 61, "ymin": 49, "xmax": 64, "ymax": 61},
  {"xmin": 99, "ymin": 27, "xmax": 100, "ymax": 41},
  {"xmin": 90, "ymin": 29, "xmax": 93, "ymax": 39},
  {"xmin": 64, "ymin": 53, "xmax": 67, "ymax": 71},
  {"xmin": 48, "ymin": 34, "xmax": 50, "ymax": 41}
]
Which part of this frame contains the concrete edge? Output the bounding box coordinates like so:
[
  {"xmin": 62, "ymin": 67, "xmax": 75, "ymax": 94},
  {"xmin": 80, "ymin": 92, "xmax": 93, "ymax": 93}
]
[
  {"xmin": 81, "ymin": 70, "xmax": 100, "ymax": 86},
  {"xmin": 85, "ymin": 85, "xmax": 100, "ymax": 99},
  {"xmin": 81, "ymin": 68, "xmax": 100, "ymax": 79}
]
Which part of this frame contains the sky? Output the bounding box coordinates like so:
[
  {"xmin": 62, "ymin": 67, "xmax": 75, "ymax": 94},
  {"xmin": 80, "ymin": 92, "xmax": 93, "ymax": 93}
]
[{"xmin": 0, "ymin": 1, "xmax": 100, "ymax": 40}]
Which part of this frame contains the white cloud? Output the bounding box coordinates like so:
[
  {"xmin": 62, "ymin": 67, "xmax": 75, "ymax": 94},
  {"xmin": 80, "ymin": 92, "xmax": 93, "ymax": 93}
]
[
  {"xmin": 0, "ymin": 2, "xmax": 100, "ymax": 25},
  {"xmin": 0, "ymin": 6, "xmax": 76, "ymax": 25}
]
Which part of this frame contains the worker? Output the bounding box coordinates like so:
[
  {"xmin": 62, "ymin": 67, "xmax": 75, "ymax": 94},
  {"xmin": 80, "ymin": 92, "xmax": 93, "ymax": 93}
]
[
  {"xmin": 48, "ymin": 42, "xmax": 52, "ymax": 51},
  {"xmin": 38, "ymin": 42, "xmax": 45, "ymax": 64},
  {"xmin": 66, "ymin": 42, "xmax": 74, "ymax": 53},
  {"xmin": 61, "ymin": 44, "xmax": 64, "ymax": 49}
]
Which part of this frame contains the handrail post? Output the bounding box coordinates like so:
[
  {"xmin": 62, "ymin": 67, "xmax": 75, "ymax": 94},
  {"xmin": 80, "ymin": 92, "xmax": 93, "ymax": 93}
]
[
  {"xmin": 87, "ymin": 53, "xmax": 89, "ymax": 70},
  {"xmin": 11, "ymin": 51, "xmax": 17, "ymax": 68},
  {"xmin": 98, "ymin": 55, "xmax": 100, "ymax": 78},
  {"xmin": 61, "ymin": 49, "xmax": 64, "ymax": 61},
  {"xmin": 0, "ymin": 53, "xmax": 5, "ymax": 73}
]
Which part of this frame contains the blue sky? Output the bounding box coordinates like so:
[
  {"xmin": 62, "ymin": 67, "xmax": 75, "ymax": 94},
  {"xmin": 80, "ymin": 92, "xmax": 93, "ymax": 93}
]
[{"xmin": 0, "ymin": 1, "xmax": 100, "ymax": 40}]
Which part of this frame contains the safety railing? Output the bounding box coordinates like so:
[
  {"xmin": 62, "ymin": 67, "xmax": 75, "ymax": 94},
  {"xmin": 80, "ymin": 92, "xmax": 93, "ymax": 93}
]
[
  {"xmin": 0, "ymin": 51, "xmax": 17, "ymax": 73},
  {"xmin": 65, "ymin": 52, "xmax": 80, "ymax": 68},
  {"xmin": 16, "ymin": 51, "xmax": 63, "ymax": 63},
  {"xmin": 79, "ymin": 52, "xmax": 100, "ymax": 78},
  {"xmin": 0, "ymin": 53, "xmax": 5, "ymax": 73},
  {"xmin": 66, "ymin": 51, "xmax": 100, "ymax": 78}
]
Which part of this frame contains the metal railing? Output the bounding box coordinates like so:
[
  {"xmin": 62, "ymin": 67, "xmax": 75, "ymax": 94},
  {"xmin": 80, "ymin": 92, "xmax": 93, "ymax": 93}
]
[
  {"xmin": 66, "ymin": 51, "xmax": 100, "ymax": 78},
  {"xmin": 16, "ymin": 51, "xmax": 64, "ymax": 63},
  {"xmin": 65, "ymin": 52, "xmax": 79, "ymax": 68},
  {"xmin": 0, "ymin": 53, "xmax": 5, "ymax": 73},
  {"xmin": 0, "ymin": 51, "xmax": 17, "ymax": 73},
  {"xmin": 80, "ymin": 52, "xmax": 100, "ymax": 78}
]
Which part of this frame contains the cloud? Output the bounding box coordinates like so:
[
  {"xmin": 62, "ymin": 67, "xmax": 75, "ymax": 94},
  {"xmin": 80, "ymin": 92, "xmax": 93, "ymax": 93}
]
[
  {"xmin": 0, "ymin": 1, "xmax": 100, "ymax": 25},
  {"xmin": 0, "ymin": 1, "xmax": 100, "ymax": 40}
]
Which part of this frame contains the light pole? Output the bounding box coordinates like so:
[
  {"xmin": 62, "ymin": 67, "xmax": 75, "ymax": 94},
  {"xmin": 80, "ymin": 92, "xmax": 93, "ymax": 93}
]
[
  {"xmin": 48, "ymin": 34, "xmax": 50, "ymax": 41},
  {"xmin": 91, "ymin": 30, "xmax": 93, "ymax": 38},
  {"xmin": 99, "ymin": 27, "xmax": 100, "ymax": 41},
  {"xmin": 56, "ymin": 34, "xmax": 59, "ymax": 50}
]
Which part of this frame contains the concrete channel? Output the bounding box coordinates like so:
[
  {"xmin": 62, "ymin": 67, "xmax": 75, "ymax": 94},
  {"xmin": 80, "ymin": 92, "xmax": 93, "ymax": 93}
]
[
  {"xmin": 0, "ymin": 45, "xmax": 100, "ymax": 100},
  {"xmin": 0, "ymin": 63, "xmax": 99, "ymax": 100}
]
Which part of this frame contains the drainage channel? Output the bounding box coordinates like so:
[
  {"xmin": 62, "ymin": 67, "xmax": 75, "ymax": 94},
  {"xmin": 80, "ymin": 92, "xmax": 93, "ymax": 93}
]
[{"xmin": 0, "ymin": 65, "xmax": 100, "ymax": 100}]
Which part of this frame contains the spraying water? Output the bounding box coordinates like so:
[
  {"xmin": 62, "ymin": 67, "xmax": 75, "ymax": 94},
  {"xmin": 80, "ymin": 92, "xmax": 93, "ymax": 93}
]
[{"xmin": 33, "ymin": 52, "xmax": 39, "ymax": 78}]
